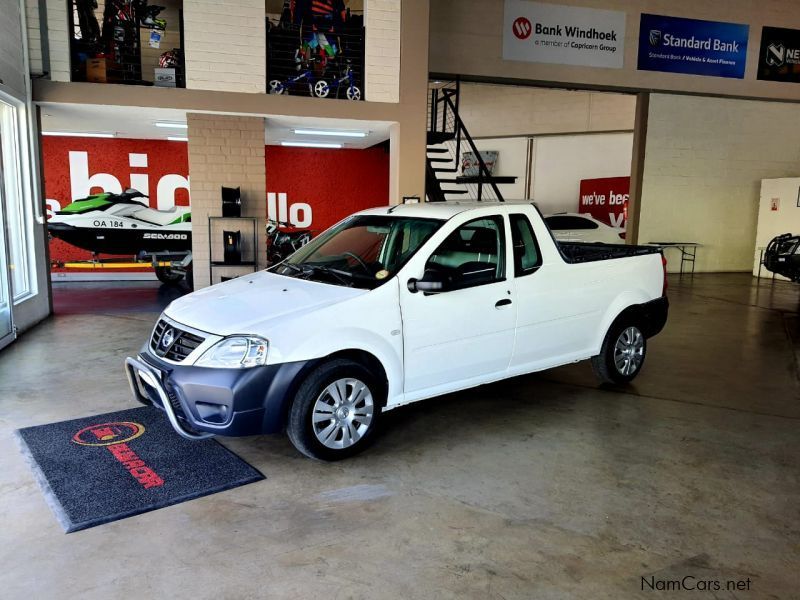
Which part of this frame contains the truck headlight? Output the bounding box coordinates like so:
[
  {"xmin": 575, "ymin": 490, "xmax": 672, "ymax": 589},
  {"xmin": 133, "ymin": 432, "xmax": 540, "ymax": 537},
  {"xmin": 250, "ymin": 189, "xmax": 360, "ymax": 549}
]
[{"xmin": 195, "ymin": 336, "xmax": 269, "ymax": 369}]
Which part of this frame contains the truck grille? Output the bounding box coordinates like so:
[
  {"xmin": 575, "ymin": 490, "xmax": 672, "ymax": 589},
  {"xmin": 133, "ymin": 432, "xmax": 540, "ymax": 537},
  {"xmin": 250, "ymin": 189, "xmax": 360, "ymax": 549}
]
[{"xmin": 150, "ymin": 319, "xmax": 205, "ymax": 362}]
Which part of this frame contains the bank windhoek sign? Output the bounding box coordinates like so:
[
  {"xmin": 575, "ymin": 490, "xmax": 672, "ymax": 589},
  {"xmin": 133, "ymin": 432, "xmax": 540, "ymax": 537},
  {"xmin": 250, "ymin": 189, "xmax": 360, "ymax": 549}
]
[
  {"xmin": 637, "ymin": 14, "xmax": 749, "ymax": 79},
  {"xmin": 503, "ymin": 0, "xmax": 626, "ymax": 69}
]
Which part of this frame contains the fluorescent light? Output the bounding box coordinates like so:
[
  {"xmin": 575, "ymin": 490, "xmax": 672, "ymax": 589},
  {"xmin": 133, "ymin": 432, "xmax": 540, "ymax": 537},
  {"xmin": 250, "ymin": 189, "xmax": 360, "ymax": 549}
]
[
  {"xmin": 155, "ymin": 121, "xmax": 188, "ymax": 129},
  {"xmin": 42, "ymin": 131, "xmax": 115, "ymax": 138},
  {"xmin": 282, "ymin": 141, "xmax": 342, "ymax": 149},
  {"xmin": 293, "ymin": 129, "xmax": 367, "ymax": 138},
  {"xmin": 167, "ymin": 136, "xmax": 188, "ymax": 141}
]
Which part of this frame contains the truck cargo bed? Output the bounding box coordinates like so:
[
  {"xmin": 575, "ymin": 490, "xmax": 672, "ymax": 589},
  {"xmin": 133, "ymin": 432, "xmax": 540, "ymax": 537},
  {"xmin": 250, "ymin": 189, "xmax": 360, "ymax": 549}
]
[{"xmin": 557, "ymin": 242, "xmax": 661, "ymax": 264}]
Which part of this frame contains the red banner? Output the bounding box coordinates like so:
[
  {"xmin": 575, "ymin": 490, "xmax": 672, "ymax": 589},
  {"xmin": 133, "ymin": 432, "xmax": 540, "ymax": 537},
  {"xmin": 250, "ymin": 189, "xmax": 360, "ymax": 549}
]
[
  {"xmin": 578, "ymin": 176, "xmax": 630, "ymax": 229},
  {"xmin": 43, "ymin": 137, "xmax": 389, "ymax": 271}
]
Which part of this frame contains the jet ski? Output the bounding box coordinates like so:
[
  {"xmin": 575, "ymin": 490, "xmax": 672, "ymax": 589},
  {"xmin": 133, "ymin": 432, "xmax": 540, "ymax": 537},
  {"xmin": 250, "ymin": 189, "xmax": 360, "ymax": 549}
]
[{"xmin": 48, "ymin": 189, "xmax": 191, "ymax": 255}]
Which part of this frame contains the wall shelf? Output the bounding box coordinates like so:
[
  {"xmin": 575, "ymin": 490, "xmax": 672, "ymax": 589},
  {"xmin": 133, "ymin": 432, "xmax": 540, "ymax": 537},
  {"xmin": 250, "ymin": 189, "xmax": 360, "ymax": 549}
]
[{"xmin": 208, "ymin": 216, "xmax": 259, "ymax": 283}]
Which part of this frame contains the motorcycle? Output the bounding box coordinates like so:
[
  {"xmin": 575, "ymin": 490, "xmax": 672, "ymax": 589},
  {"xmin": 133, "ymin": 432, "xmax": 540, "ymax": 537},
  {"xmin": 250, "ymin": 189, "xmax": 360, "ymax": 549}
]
[
  {"xmin": 266, "ymin": 219, "xmax": 313, "ymax": 265},
  {"xmin": 764, "ymin": 233, "xmax": 800, "ymax": 281}
]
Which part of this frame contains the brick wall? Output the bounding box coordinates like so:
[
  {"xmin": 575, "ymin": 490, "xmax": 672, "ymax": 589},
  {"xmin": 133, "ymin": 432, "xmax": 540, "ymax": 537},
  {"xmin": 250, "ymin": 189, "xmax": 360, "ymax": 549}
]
[
  {"xmin": 365, "ymin": 0, "xmax": 400, "ymax": 103},
  {"xmin": 639, "ymin": 93, "xmax": 800, "ymax": 272},
  {"xmin": 24, "ymin": 0, "xmax": 42, "ymax": 75},
  {"xmin": 186, "ymin": 113, "xmax": 266, "ymax": 288},
  {"xmin": 183, "ymin": 0, "xmax": 266, "ymax": 93},
  {"xmin": 42, "ymin": 0, "xmax": 70, "ymax": 81}
]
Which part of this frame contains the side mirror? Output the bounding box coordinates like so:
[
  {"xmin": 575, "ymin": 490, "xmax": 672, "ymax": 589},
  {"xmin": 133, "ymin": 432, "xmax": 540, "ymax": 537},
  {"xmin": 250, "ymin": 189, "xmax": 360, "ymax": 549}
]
[{"xmin": 407, "ymin": 269, "xmax": 448, "ymax": 293}]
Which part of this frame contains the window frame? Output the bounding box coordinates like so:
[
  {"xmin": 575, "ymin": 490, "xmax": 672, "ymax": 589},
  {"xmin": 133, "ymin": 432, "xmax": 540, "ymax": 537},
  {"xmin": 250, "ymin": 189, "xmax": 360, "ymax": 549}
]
[
  {"xmin": 0, "ymin": 93, "xmax": 37, "ymax": 303},
  {"xmin": 509, "ymin": 213, "xmax": 542, "ymax": 278},
  {"xmin": 424, "ymin": 215, "xmax": 507, "ymax": 291}
]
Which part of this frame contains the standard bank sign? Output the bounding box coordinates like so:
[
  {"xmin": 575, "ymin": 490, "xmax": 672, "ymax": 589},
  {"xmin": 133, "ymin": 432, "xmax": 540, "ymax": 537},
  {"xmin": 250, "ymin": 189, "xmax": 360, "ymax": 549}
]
[
  {"xmin": 638, "ymin": 14, "xmax": 749, "ymax": 79},
  {"xmin": 503, "ymin": 0, "xmax": 625, "ymax": 69}
]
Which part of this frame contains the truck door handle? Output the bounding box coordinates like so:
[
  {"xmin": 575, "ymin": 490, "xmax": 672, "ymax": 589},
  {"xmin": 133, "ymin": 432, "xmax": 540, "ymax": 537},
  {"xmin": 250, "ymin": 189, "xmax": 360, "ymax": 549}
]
[{"xmin": 495, "ymin": 299, "xmax": 512, "ymax": 308}]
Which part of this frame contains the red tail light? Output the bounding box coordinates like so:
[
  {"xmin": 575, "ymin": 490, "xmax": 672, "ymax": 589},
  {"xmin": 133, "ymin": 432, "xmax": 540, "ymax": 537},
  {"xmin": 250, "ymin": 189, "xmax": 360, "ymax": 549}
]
[
  {"xmin": 618, "ymin": 232, "xmax": 626, "ymax": 240},
  {"xmin": 661, "ymin": 255, "xmax": 668, "ymax": 296}
]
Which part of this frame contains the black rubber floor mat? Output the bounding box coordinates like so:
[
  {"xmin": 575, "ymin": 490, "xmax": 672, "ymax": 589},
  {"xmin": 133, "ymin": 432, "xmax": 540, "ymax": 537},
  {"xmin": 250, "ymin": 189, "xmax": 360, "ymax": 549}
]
[{"xmin": 16, "ymin": 406, "xmax": 264, "ymax": 533}]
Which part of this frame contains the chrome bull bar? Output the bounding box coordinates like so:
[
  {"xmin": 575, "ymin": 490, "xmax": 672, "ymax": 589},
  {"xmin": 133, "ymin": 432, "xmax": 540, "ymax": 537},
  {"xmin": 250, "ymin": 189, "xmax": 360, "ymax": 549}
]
[{"xmin": 125, "ymin": 356, "xmax": 214, "ymax": 441}]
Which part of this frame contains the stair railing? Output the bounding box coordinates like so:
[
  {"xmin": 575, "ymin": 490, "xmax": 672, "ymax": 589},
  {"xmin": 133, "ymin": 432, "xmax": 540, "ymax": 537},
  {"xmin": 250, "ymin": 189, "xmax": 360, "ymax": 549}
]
[{"xmin": 427, "ymin": 80, "xmax": 503, "ymax": 202}]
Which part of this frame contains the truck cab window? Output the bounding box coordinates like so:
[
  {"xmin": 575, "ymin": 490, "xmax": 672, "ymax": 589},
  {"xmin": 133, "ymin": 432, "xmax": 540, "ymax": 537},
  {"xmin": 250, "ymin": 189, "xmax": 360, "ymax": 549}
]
[
  {"xmin": 426, "ymin": 216, "xmax": 505, "ymax": 289},
  {"xmin": 510, "ymin": 214, "xmax": 542, "ymax": 276}
]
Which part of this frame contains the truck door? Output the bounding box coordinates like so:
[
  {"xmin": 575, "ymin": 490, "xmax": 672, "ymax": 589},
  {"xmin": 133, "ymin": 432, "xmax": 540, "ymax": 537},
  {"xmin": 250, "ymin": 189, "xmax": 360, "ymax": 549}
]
[
  {"xmin": 400, "ymin": 216, "xmax": 516, "ymax": 396},
  {"xmin": 508, "ymin": 213, "xmax": 600, "ymax": 369}
]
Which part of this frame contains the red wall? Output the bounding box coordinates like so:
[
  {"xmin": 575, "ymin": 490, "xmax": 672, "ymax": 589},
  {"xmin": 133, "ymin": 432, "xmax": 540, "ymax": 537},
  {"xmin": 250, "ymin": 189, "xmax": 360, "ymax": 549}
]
[
  {"xmin": 43, "ymin": 137, "xmax": 190, "ymax": 268},
  {"xmin": 265, "ymin": 145, "xmax": 389, "ymax": 234},
  {"xmin": 43, "ymin": 137, "xmax": 389, "ymax": 271}
]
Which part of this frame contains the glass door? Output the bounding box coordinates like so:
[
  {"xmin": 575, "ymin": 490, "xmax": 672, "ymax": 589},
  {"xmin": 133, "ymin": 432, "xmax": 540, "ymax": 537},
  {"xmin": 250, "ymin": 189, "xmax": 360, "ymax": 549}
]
[{"xmin": 0, "ymin": 129, "xmax": 15, "ymax": 350}]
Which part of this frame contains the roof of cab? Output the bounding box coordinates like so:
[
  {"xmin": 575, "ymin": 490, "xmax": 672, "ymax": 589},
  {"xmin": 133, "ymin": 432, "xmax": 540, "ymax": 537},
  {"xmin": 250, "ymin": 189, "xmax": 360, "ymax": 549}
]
[{"xmin": 357, "ymin": 201, "xmax": 536, "ymax": 220}]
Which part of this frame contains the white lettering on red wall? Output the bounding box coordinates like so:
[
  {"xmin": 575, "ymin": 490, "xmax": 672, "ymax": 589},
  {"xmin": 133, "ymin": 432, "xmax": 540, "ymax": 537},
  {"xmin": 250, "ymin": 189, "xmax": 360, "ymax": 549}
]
[{"xmin": 579, "ymin": 176, "xmax": 630, "ymax": 228}]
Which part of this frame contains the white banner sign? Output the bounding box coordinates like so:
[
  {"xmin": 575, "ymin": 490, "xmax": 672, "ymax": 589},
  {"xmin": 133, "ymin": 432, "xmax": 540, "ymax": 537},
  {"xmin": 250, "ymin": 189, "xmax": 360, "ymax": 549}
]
[{"xmin": 503, "ymin": 0, "xmax": 626, "ymax": 69}]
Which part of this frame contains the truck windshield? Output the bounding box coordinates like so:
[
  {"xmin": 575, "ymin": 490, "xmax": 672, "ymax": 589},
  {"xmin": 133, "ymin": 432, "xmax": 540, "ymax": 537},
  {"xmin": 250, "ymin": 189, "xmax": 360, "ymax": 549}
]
[{"xmin": 271, "ymin": 215, "xmax": 443, "ymax": 289}]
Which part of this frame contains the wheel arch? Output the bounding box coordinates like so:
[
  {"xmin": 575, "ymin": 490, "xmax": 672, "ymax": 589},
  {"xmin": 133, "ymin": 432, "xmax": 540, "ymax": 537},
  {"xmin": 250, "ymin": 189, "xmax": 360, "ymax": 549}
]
[
  {"xmin": 593, "ymin": 290, "xmax": 654, "ymax": 354},
  {"xmin": 271, "ymin": 347, "xmax": 392, "ymax": 434}
]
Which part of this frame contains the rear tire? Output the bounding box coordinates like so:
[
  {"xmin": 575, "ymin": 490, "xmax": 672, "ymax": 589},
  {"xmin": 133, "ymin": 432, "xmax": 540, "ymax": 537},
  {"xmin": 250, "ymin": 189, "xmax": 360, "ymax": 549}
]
[
  {"xmin": 591, "ymin": 321, "xmax": 647, "ymax": 384},
  {"xmin": 287, "ymin": 359, "xmax": 382, "ymax": 461}
]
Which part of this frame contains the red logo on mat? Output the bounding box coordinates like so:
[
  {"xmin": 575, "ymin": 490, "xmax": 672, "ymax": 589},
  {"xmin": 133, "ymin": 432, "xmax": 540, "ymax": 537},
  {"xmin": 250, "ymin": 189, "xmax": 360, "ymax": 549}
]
[
  {"xmin": 73, "ymin": 421, "xmax": 164, "ymax": 489},
  {"xmin": 513, "ymin": 17, "xmax": 532, "ymax": 40}
]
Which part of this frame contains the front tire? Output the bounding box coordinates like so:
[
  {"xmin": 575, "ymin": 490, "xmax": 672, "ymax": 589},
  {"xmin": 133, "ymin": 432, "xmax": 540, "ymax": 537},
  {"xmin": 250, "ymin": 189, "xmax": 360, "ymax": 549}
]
[
  {"xmin": 591, "ymin": 322, "xmax": 647, "ymax": 384},
  {"xmin": 287, "ymin": 359, "xmax": 382, "ymax": 460}
]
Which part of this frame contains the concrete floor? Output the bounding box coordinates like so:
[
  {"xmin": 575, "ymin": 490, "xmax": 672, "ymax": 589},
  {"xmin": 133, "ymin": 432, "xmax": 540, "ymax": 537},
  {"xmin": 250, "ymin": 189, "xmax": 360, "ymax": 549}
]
[{"xmin": 0, "ymin": 274, "xmax": 798, "ymax": 599}]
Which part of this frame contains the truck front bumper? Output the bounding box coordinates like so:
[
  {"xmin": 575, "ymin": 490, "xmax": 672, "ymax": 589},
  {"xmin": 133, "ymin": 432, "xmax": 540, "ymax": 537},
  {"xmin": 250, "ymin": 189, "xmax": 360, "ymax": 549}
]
[{"xmin": 125, "ymin": 351, "xmax": 309, "ymax": 439}]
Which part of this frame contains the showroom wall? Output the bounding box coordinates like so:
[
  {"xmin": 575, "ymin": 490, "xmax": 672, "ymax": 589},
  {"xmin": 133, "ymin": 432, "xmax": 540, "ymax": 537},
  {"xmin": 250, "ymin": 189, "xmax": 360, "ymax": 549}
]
[
  {"xmin": 459, "ymin": 83, "xmax": 635, "ymax": 138},
  {"xmin": 265, "ymin": 145, "xmax": 390, "ymax": 230},
  {"xmin": 24, "ymin": 0, "xmax": 70, "ymax": 81},
  {"xmin": 42, "ymin": 134, "xmax": 390, "ymax": 278},
  {"xmin": 638, "ymin": 93, "xmax": 800, "ymax": 273},
  {"xmin": 470, "ymin": 136, "xmax": 529, "ymax": 199},
  {"xmin": 42, "ymin": 136, "xmax": 190, "ymax": 272},
  {"xmin": 430, "ymin": 0, "xmax": 800, "ymax": 102},
  {"xmin": 0, "ymin": 0, "xmax": 26, "ymax": 96},
  {"xmin": 470, "ymin": 132, "xmax": 633, "ymax": 214},
  {"xmin": 365, "ymin": 0, "xmax": 401, "ymax": 103},
  {"xmin": 531, "ymin": 132, "xmax": 632, "ymax": 215},
  {"xmin": 184, "ymin": 0, "xmax": 266, "ymax": 93}
]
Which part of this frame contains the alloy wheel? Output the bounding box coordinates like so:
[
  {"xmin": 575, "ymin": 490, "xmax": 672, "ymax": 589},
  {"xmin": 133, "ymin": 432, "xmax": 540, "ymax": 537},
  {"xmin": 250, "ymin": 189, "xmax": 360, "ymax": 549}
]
[{"xmin": 614, "ymin": 326, "xmax": 644, "ymax": 376}]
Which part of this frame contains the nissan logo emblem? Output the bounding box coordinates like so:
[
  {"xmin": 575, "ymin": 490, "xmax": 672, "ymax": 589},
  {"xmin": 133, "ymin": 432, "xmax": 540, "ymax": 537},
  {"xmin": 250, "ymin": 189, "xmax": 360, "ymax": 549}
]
[{"xmin": 161, "ymin": 328, "xmax": 175, "ymax": 348}]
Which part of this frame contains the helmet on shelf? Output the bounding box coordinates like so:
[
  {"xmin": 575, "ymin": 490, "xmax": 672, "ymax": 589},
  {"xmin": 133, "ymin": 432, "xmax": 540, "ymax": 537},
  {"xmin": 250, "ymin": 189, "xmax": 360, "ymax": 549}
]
[{"xmin": 159, "ymin": 48, "xmax": 181, "ymax": 68}]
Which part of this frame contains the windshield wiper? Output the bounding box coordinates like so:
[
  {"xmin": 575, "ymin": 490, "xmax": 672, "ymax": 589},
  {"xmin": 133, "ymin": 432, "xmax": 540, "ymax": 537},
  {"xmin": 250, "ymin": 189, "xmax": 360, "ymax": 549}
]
[
  {"xmin": 279, "ymin": 262, "xmax": 303, "ymax": 274},
  {"xmin": 305, "ymin": 264, "xmax": 354, "ymax": 287}
]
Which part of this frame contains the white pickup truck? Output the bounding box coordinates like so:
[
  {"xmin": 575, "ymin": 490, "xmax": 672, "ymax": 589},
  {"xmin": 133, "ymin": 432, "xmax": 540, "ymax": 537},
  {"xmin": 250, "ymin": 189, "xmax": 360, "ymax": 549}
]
[{"xmin": 126, "ymin": 202, "xmax": 668, "ymax": 460}]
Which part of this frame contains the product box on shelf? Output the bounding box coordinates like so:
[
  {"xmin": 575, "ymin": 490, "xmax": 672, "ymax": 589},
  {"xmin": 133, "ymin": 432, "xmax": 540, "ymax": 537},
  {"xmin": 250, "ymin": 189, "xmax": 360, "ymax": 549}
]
[{"xmin": 154, "ymin": 68, "xmax": 177, "ymax": 87}]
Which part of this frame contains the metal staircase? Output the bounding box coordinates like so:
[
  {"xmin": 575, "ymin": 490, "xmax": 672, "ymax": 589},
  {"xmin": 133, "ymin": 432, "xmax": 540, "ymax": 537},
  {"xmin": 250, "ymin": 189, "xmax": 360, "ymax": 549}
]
[{"xmin": 425, "ymin": 80, "xmax": 509, "ymax": 203}]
